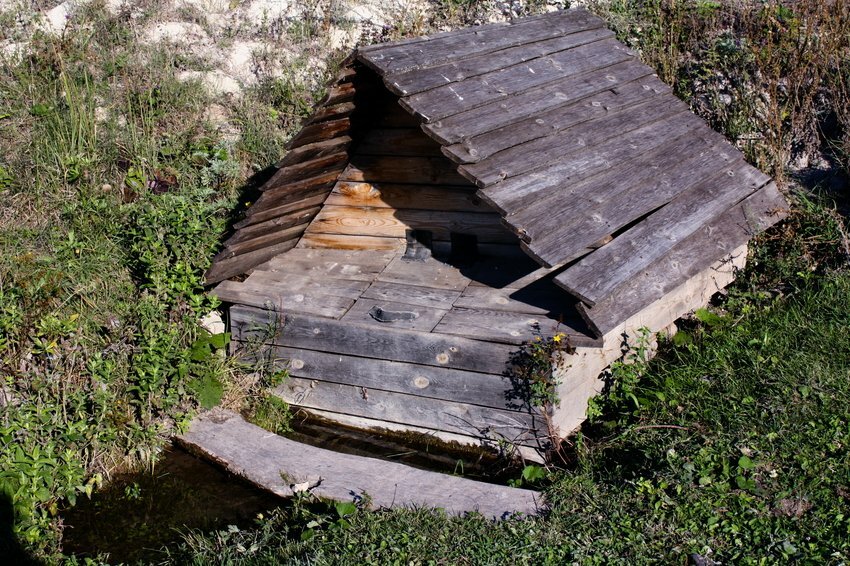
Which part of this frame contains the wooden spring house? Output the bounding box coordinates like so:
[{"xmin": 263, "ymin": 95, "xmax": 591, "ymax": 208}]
[{"xmin": 207, "ymin": 9, "xmax": 787, "ymax": 457}]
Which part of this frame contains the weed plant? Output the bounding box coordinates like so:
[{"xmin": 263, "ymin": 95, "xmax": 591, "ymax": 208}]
[{"xmin": 0, "ymin": 3, "xmax": 329, "ymax": 557}]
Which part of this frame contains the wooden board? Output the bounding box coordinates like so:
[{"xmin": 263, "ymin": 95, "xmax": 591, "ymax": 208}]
[
  {"xmin": 179, "ymin": 410, "xmax": 542, "ymax": 518},
  {"xmin": 573, "ymin": 183, "xmax": 787, "ymax": 335},
  {"xmin": 360, "ymin": 8, "xmax": 603, "ymax": 75},
  {"xmin": 276, "ymin": 136, "xmax": 352, "ymax": 168},
  {"xmin": 385, "ymin": 26, "xmax": 613, "ymax": 97},
  {"xmin": 285, "ymin": 117, "xmax": 351, "ymax": 150},
  {"xmin": 422, "ymin": 58, "xmax": 653, "ymax": 145},
  {"xmin": 377, "ymin": 256, "xmax": 471, "ymax": 291},
  {"xmin": 205, "ymin": 238, "xmax": 298, "ymax": 285},
  {"xmin": 305, "ymin": 102, "xmax": 355, "ymax": 126},
  {"xmin": 453, "ymin": 282, "xmax": 573, "ymax": 316},
  {"xmin": 234, "ymin": 192, "xmax": 328, "ymax": 230},
  {"xmin": 306, "ymin": 205, "xmax": 514, "ymax": 244},
  {"xmin": 324, "ymin": 181, "xmax": 484, "ymax": 212},
  {"xmin": 459, "ymin": 92, "xmax": 684, "ymax": 187},
  {"xmin": 258, "ymin": 248, "xmax": 395, "ymax": 281},
  {"xmin": 478, "ymin": 109, "xmax": 703, "ymax": 215},
  {"xmin": 340, "ymin": 298, "xmax": 448, "ymax": 332},
  {"xmin": 213, "ymin": 280, "xmax": 354, "ymax": 319},
  {"xmin": 226, "ymin": 206, "xmax": 321, "ymax": 246},
  {"xmin": 259, "ymin": 347, "xmax": 513, "ymax": 408},
  {"xmin": 298, "ymin": 233, "xmax": 406, "ymax": 251},
  {"xmin": 338, "ymin": 156, "xmax": 470, "ymax": 185},
  {"xmin": 434, "ymin": 307, "xmax": 598, "ymax": 347},
  {"xmin": 443, "ymin": 74, "xmax": 670, "ymax": 164},
  {"xmin": 361, "ymin": 280, "xmax": 462, "ymax": 309},
  {"xmin": 399, "ymin": 38, "xmax": 633, "ymax": 123},
  {"xmin": 220, "ymin": 220, "xmax": 312, "ymax": 258},
  {"xmin": 353, "ymin": 128, "xmax": 444, "ymax": 157},
  {"xmin": 230, "ymin": 305, "xmax": 518, "ymax": 375},
  {"xmin": 243, "ymin": 271, "xmax": 371, "ymax": 299},
  {"xmin": 556, "ymin": 170, "xmax": 773, "ymax": 307},
  {"xmin": 275, "ymin": 377, "xmax": 542, "ymax": 442},
  {"xmin": 516, "ymin": 133, "xmax": 749, "ymax": 267},
  {"xmin": 270, "ymin": 152, "xmax": 349, "ymax": 185}
]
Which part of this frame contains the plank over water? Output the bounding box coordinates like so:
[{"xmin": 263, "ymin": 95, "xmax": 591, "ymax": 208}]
[{"xmin": 179, "ymin": 410, "xmax": 541, "ymax": 519}]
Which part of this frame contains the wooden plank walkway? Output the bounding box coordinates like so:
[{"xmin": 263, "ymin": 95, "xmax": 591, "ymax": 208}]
[{"xmin": 178, "ymin": 410, "xmax": 542, "ymax": 519}]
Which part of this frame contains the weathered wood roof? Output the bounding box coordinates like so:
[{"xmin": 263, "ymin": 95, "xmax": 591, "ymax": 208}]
[{"xmin": 207, "ymin": 8, "xmax": 787, "ymax": 337}]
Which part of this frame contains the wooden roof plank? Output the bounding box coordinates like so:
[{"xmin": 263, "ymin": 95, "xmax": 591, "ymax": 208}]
[
  {"xmin": 574, "ymin": 182, "xmax": 788, "ymax": 335},
  {"xmin": 556, "ymin": 164, "xmax": 772, "ymax": 307},
  {"xmin": 477, "ymin": 109, "xmax": 703, "ymax": 216},
  {"xmin": 421, "ymin": 58, "xmax": 653, "ymax": 145},
  {"xmin": 275, "ymin": 135, "xmax": 352, "ymax": 168},
  {"xmin": 205, "ymin": 238, "xmax": 299, "ymax": 285},
  {"xmin": 324, "ymin": 181, "xmax": 484, "ymax": 213},
  {"xmin": 514, "ymin": 134, "xmax": 753, "ymax": 267},
  {"xmin": 444, "ymin": 74, "xmax": 670, "ymax": 164},
  {"xmin": 460, "ymin": 91, "xmax": 685, "ymax": 187},
  {"xmin": 384, "ymin": 26, "xmax": 612, "ymax": 97},
  {"xmin": 360, "ymin": 8, "xmax": 602, "ymax": 76},
  {"xmin": 399, "ymin": 38, "xmax": 632, "ymax": 123}
]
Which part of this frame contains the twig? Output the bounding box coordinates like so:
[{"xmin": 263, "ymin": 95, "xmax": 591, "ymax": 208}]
[{"xmin": 633, "ymin": 424, "xmax": 690, "ymax": 431}]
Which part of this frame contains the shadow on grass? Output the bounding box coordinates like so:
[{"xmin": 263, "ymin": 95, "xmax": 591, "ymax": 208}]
[{"xmin": 0, "ymin": 491, "xmax": 43, "ymax": 566}]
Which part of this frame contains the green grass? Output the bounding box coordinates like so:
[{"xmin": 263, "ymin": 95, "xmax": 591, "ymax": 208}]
[
  {"xmin": 0, "ymin": 0, "xmax": 848, "ymax": 563},
  {"xmin": 157, "ymin": 260, "xmax": 850, "ymax": 564}
]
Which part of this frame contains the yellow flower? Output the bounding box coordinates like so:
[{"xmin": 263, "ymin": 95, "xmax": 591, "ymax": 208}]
[{"xmin": 552, "ymin": 334, "xmax": 562, "ymax": 343}]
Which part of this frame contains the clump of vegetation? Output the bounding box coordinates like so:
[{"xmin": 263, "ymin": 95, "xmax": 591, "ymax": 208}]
[{"xmin": 0, "ymin": 2, "xmax": 330, "ymax": 557}]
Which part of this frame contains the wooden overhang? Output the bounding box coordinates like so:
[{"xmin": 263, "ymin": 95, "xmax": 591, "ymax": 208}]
[{"xmin": 206, "ymin": 8, "xmax": 787, "ymax": 338}]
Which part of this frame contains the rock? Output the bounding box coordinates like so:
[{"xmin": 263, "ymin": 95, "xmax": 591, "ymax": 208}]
[
  {"xmin": 146, "ymin": 21, "xmax": 209, "ymax": 45},
  {"xmin": 178, "ymin": 69, "xmax": 242, "ymax": 96},
  {"xmin": 200, "ymin": 310, "xmax": 225, "ymax": 335},
  {"xmin": 40, "ymin": 1, "xmax": 73, "ymax": 35}
]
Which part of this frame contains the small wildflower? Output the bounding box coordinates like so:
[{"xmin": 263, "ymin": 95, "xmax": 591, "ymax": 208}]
[{"xmin": 552, "ymin": 334, "xmax": 562, "ymax": 343}]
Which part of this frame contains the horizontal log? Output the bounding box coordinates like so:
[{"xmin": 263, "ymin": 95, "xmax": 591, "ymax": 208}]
[
  {"xmin": 275, "ymin": 136, "xmax": 352, "ymax": 168},
  {"xmin": 260, "ymin": 347, "xmax": 513, "ymax": 408},
  {"xmin": 205, "ymin": 238, "xmax": 299, "ymax": 285},
  {"xmin": 230, "ymin": 305, "xmax": 519, "ymax": 374},
  {"xmin": 226, "ymin": 206, "xmax": 322, "ymax": 247},
  {"xmin": 307, "ymin": 205, "xmax": 514, "ymax": 243},
  {"xmin": 285, "ymin": 118, "xmax": 351, "ymax": 150},
  {"xmin": 338, "ymin": 156, "xmax": 469, "ymax": 185},
  {"xmin": 324, "ymin": 181, "xmax": 484, "ymax": 212},
  {"xmin": 234, "ymin": 192, "xmax": 328, "ymax": 230},
  {"xmin": 274, "ymin": 377, "xmax": 544, "ymax": 443}
]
